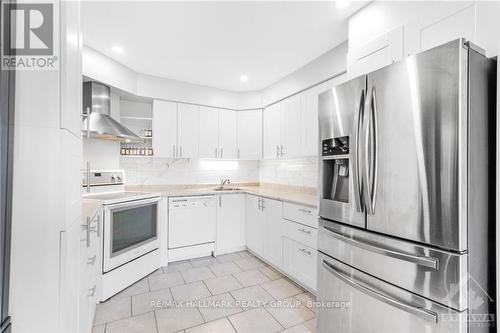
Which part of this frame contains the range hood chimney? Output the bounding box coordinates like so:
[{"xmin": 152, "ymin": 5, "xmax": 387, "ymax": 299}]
[{"xmin": 82, "ymin": 81, "xmax": 143, "ymax": 143}]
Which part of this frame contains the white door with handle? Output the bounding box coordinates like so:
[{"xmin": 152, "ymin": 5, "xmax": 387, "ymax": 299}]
[
  {"xmin": 177, "ymin": 103, "xmax": 199, "ymax": 158},
  {"xmin": 198, "ymin": 106, "xmax": 220, "ymax": 158},
  {"xmin": 153, "ymin": 100, "xmax": 177, "ymax": 158},
  {"xmin": 218, "ymin": 109, "xmax": 238, "ymax": 159}
]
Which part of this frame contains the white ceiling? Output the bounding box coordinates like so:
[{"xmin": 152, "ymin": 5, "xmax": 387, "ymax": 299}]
[{"xmin": 81, "ymin": 1, "xmax": 366, "ymax": 92}]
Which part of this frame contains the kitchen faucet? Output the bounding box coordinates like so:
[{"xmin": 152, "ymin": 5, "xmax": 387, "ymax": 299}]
[{"xmin": 218, "ymin": 178, "xmax": 230, "ymax": 189}]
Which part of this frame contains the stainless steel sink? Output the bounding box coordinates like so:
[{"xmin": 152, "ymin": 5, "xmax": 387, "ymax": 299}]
[{"xmin": 213, "ymin": 187, "xmax": 242, "ymax": 191}]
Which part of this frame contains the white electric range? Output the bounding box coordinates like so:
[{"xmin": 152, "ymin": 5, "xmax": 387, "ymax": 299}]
[{"xmin": 82, "ymin": 170, "xmax": 162, "ymax": 300}]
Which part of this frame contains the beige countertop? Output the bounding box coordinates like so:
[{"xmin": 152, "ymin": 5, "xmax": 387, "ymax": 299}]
[
  {"xmin": 125, "ymin": 183, "xmax": 318, "ymax": 208},
  {"xmin": 82, "ymin": 183, "xmax": 318, "ymax": 220},
  {"xmin": 82, "ymin": 199, "xmax": 102, "ymax": 222}
]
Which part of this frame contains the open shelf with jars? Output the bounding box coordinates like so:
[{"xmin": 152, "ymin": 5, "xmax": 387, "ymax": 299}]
[{"xmin": 119, "ymin": 100, "xmax": 154, "ymax": 157}]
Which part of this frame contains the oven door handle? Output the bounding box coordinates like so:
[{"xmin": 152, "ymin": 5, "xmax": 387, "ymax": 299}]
[
  {"xmin": 322, "ymin": 259, "xmax": 438, "ymax": 323},
  {"xmin": 105, "ymin": 197, "xmax": 161, "ymax": 210}
]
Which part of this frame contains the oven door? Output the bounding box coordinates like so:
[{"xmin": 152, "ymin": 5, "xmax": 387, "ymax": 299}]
[{"xmin": 103, "ymin": 197, "xmax": 160, "ymax": 272}]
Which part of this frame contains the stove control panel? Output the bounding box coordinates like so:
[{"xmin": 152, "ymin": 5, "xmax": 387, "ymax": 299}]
[{"xmin": 82, "ymin": 170, "xmax": 125, "ymax": 187}]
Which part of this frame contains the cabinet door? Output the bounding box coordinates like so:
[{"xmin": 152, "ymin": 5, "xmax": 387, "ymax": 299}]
[
  {"xmin": 282, "ymin": 237, "xmax": 317, "ymax": 292},
  {"xmin": 347, "ymin": 26, "xmax": 404, "ymax": 77},
  {"xmin": 300, "ymin": 88, "xmax": 319, "ymax": 157},
  {"xmin": 237, "ymin": 109, "xmax": 262, "ymax": 160},
  {"xmin": 281, "ymin": 95, "xmax": 301, "ymax": 158},
  {"xmin": 404, "ymin": 2, "xmax": 475, "ymax": 57},
  {"xmin": 218, "ymin": 109, "xmax": 238, "ymax": 159},
  {"xmin": 216, "ymin": 194, "xmax": 246, "ymax": 254},
  {"xmin": 262, "ymin": 198, "xmax": 283, "ymax": 268},
  {"xmin": 263, "ymin": 103, "xmax": 283, "ymax": 159},
  {"xmin": 198, "ymin": 106, "xmax": 220, "ymax": 158},
  {"xmin": 153, "ymin": 100, "xmax": 177, "ymax": 158},
  {"xmin": 177, "ymin": 103, "xmax": 199, "ymax": 158},
  {"xmin": 245, "ymin": 195, "xmax": 264, "ymax": 256}
]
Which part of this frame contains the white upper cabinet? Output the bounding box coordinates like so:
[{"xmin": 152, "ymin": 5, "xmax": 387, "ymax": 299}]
[
  {"xmin": 300, "ymin": 86, "xmax": 320, "ymax": 157},
  {"xmin": 347, "ymin": 26, "xmax": 404, "ymax": 78},
  {"xmin": 218, "ymin": 109, "xmax": 238, "ymax": 159},
  {"xmin": 263, "ymin": 103, "xmax": 282, "ymax": 159},
  {"xmin": 281, "ymin": 95, "xmax": 301, "ymax": 158},
  {"xmin": 177, "ymin": 104, "xmax": 199, "ymax": 158},
  {"xmin": 237, "ymin": 109, "xmax": 262, "ymax": 160},
  {"xmin": 198, "ymin": 106, "xmax": 220, "ymax": 158},
  {"xmin": 153, "ymin": 100, "xmax": 177, "ymax": 158},
  {"xmin": 347, "ymin": 1, "xmax": 500, "ymax": 77}
]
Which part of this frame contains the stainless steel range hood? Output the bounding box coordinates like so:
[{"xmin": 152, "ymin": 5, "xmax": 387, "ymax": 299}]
[{"xmin": 82, "ymin": 81, "xmax": 143, "ymax": 143}]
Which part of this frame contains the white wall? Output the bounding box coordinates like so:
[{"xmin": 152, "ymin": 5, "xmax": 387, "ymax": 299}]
[
  {"xmin": 259, "ymin": 157, "xmax": 317, "ymax": 188},
  {"xmin": 121, "ymin": 157, "xmax": 259, "ymax": 185},
  {"xmin": 261, "ymin": 42, "xmax": 347, "ymax": 106},
  {"xmin": 83, "ymin": 46, "xmax": 262, "ymax": 110}
]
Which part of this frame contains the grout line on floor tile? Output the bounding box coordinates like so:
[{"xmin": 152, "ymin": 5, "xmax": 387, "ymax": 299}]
[
  {"xmin": 263, "ymin": 307, "xmax": 285, "ymax": 330},
  {"xmin": 226, "ymin": 314, "xmax": 239, "ymax": 333},
  {"xmin": 152, "ymin": 310, "xmax": 160, "ymax": 333},
  {"xmin": 201, "ymin": 279, "xmax": 213, "ymax": 296}
]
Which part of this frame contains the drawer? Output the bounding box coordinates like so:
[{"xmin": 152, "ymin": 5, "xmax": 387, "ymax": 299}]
[
  {"xmin": 282, "ymin": 220, "xmax": 317, "ymax": 249},
  {"xmin": 318, "ymin": 218, "xmax": 468, "ymax": 311},
  {"xmin": 282, "ymin": 237, "xmax": 317, "ymax": 292},
  {"xmin": 283, "ymin": 202, "xmax": 318, "ymax": 228}
]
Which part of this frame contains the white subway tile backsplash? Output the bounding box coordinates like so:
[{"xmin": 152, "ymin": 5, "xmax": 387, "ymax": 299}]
[{"xmin": 119, "ymin": 156, "xmax": 318, "ymax": 188}]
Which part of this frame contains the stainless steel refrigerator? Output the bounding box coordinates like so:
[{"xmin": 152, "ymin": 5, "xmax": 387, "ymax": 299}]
[
  {"xmin": 0, "ymin": 1, "xmax": 14, "ymax": 332},
  {"xmin": 317, "ymin": 39, "xmax": 496, "ymax": 333}
]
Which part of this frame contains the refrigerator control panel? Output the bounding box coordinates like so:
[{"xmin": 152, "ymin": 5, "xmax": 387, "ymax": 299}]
[{"xmin": 322, "ymin": 136, "xmax": 349, "ymax": 156}]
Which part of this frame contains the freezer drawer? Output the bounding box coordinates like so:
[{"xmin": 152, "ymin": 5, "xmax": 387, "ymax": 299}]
[
  {"xmin": 317, "ymin": 252, "xmax": 467, "ymax": 333},
  {"xmin": 318, "ymin": 219, "xmax": 467, "ymax": 311}
]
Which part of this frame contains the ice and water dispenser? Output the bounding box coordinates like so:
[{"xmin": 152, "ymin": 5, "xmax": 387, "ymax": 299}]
[{"xmin": 322, "ymin": 136, "xmax": 349, "ymax": 203}]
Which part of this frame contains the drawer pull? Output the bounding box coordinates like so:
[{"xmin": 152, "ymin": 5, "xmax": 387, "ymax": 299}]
[
  {"xmin": 322, "ymin": 225, "xmax": 439, "ymax": 270},
  {"xmin": 299, "ymin": 248, "xmax": 312, "ymax": 256},
  {"xmin": 298, "ymin": 228, "xmax": 311, "ymax": 235},
  {"xmin": 87, "ymin": 255, "xmax": 97, "ymax": 265},
  {"xmin": 87, "ymin": 285, "xmax": 96, "ymax": 297},
  {"xmin": 298, "ymin": 208, "xmax": 312, "ymax": 214},
  {"xmin": 322, "ymin": 259, "xmax": 438, "ymax": 323}
]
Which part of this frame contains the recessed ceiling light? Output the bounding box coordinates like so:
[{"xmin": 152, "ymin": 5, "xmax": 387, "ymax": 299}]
[
  {"xmin": 239, "ymin": 75, "xmax": 249, "ymax": 82},
  {"xmin": 112, "ymin": 45, "xmax": 124, "ymax": 54},
  {"xmin": 336, "ymin": 0, "xmax": 351, "ymax": 9}
]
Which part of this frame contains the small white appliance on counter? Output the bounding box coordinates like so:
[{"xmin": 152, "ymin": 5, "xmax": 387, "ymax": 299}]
[
  {"xmin": 168, "ymin": 196, "xmax": 216, "ymax": 261},
  {"xmin": 82, "ymin": 170, "xmax": 162, "ymax": 301}
]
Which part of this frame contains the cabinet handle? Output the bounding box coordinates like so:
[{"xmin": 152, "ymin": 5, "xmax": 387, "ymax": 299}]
[
  {"xmin": 87, "ymin": 255, "xmax": 97, "ymax": 265},
  {"xmin": 280, "ymin": 145, "xmax": 284, "ymax": 157},
  {"xmin": 87, "ymin": 285, "xmax": 96, "ymax": 297},
  {"xmin": 238, "ymin": 148, "xmax": 240, "ymax": 159},
  {"xmin": 261, "ymin": 198, "xmax": 265, "ymax": 210},
  {"xmin": 299, "ymin": 208, "xmax": 312, "ymax": 214},
  {"xmin": 96, "ymin": 214, "xmax": 101, "ymax": 238},
  {"xmin": 220, "ymin": 147, "xmax": 223, "ymax": 158},
  {"xmin": 173, "ymin": 145, "xmax": 176, "ymax": 158},
  {"xmin": 219, "ymin": 196, "xmax": 222, "ymax": 207},
  {"xmin": 215, "ymin": 148, "xmax": 218, "ymax": 158},
  {"xmin": 82, "ymin": 217, "xmax": 91, "ymax": 248},
  {"xmin": 299, "ymin": 248, "xmax": 312, "ymax": 256},
  {"xmin": 180, "ymin": 146, "xmax": 182, "ymax": 158},
  {"xmin": 276, "ymin": 145, "xmax": 279, "ymax": 158},
  {"xmin": 298, "ymin": 228, "xmax": 312, "ymax": 235}
]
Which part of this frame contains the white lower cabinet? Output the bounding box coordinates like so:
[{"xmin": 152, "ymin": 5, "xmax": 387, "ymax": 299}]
[
  {"xmin": 246, "ymin": 195, "xmax": 265, "ymax": 256},
  {"xmin": 216, "ymin": 194, "xmax": 246, "ymax": 255},
  {"xmin": 282, "ymin": 237, "xmax": 317, "ymax": 292},
  {"xmin": 261, "ymin": 197, "xmax": 283, "ymax": 268},
  {"xmin": 79, "ymin": 211, "xmax": 101, "ymax": 332}
]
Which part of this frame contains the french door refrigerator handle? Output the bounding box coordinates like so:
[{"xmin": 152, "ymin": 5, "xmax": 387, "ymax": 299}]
[
  {"xmin": 321, "ymin": 259, "xmax": 438, "ymax": 323},
  {"xmin": 353, "ymin": 89, "xmax": 365, "ymax": 213},
  {"xmin": 322, "ymin": 225, "xmax": 439, "ymax": 269},
  {"xmin": 363, "ymin": 86, "xmax": 377, "ymax": 215},
  {"xmin": 370, "ymin": 87, "xmax": 379, "ymax": 215}
]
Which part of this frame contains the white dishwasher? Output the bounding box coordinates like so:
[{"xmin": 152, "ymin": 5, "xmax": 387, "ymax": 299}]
[{"xmin": 168, "ymin": 196, "xmax": 216, "ymax": 249}]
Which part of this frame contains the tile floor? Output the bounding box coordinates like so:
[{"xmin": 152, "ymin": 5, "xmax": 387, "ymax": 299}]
[{"xmin": 93, "ymin": 251, "xmax": 318, "ymax": 333}]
